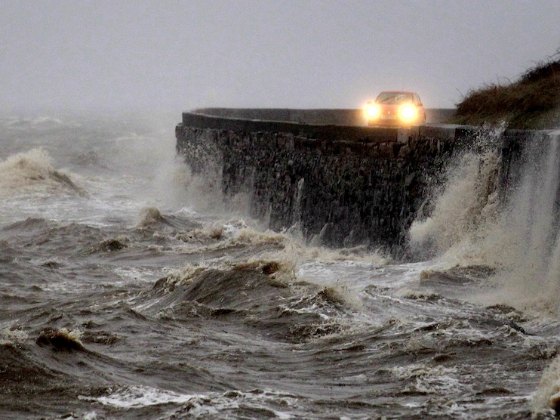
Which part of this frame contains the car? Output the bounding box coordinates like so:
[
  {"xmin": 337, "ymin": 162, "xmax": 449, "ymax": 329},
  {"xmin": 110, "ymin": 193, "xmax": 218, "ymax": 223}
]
[{"xmin": 363, "ymin": 91, "xmax": 426, "ymax": 127}]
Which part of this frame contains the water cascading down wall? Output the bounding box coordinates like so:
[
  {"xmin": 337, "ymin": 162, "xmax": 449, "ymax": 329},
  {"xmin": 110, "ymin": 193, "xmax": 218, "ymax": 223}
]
[{"xmin": 175, "ymin": 109, "xmax": 554, "ymax": 254}]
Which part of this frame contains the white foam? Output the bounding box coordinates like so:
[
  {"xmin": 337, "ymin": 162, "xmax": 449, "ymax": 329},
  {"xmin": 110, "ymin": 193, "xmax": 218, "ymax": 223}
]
[
  {"xmin": 80, "ymin": 386, "xmax": 297, "ymax": 418},
  {"xmin": 80, "ymin": 385, "xmax": 195, "ymax": 408},
  {"xmin": 390, "ymin": 364, "xmax": 464, "ymax": 394},
  {"xmin": 0, "ymin": 326, "xmax": 29, "ymax": 345}
]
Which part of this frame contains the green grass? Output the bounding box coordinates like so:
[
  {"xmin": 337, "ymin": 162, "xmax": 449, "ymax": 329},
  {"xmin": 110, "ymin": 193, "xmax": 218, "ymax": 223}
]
[{"xmin": 453, "ymin": 53, "xmax": 560, "ymax": 129}]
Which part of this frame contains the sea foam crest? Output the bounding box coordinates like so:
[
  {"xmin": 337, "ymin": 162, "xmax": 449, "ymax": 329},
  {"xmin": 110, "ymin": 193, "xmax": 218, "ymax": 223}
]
[{"xmin": 0, "ymin": 148, "xmax": 84, "ymax": 195}]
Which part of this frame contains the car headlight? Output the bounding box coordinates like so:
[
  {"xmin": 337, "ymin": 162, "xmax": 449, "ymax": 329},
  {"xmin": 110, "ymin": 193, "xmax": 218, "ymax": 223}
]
[
  {"xmin": 364, "ymin": 102, "xmax": 381, "ymax": 120},
  {"xmin": 398, "ymin": 104, "xmax": 418, "ymax": 123}
]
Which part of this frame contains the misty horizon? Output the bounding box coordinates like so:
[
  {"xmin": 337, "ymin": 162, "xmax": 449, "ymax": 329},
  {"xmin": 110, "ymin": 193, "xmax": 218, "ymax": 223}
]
[{"xmin": 2, "ymin": 0, "xmax": 559, "ymax": 114}]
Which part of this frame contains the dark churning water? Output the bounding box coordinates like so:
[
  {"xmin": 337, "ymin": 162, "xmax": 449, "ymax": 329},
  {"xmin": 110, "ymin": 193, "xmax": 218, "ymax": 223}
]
[{"xmin": 1, "ymin": 113, "xmax": 560, "ymax": 419}]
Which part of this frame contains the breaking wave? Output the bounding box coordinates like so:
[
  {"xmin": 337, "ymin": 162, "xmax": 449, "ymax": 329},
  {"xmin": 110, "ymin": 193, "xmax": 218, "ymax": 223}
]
[
  {"xmin": 0, "ymin": 148, "xmax": 84, "ymax": 196},
  {"xmin": 409, "ymin": 149, "xmax": 500, "ymax": 258},
  {"xmin": 172, "ymin": 220, "xmax": 389, "ymax": 269},
  {"xmin": 409, "ymin": 131, "xmax": 560, "ymax": 315}
]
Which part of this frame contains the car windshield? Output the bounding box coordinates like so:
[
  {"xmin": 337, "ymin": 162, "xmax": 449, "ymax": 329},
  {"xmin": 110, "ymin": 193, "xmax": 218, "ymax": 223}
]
[{"xmin": 376, "ymin": 92, "xmax": 413, "ymax": 105}]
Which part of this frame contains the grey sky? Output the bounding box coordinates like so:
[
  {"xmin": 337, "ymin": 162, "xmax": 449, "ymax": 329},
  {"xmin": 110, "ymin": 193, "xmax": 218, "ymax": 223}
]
[{"xmin": 2, "ymin": 0, "xmax": 559, "ymax": 112}]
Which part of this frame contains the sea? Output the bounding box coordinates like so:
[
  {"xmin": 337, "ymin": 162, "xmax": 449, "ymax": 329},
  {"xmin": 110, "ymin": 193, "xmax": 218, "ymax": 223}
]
[{"xmin": 1, "ymin": 112, "xmax": 559, "ymax": 419}]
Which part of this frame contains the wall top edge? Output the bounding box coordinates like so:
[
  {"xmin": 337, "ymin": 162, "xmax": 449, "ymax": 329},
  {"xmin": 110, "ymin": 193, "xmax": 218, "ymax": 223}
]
[{"xmin": 179, "ymin": 110, "xmax": 549, "ymax": 142}]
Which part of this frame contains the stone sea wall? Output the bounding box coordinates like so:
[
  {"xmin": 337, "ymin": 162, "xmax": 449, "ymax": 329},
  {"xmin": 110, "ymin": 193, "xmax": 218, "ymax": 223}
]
[
  {"xmin": 176, "ymin": 110, "xmax": 481, "ymax": 252},
  {"xmin": 175, "ymin": 109, "xmax": 547, "ymax": 253}
]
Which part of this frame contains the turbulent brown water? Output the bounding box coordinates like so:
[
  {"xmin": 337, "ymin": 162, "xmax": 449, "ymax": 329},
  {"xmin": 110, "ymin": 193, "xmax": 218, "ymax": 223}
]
[{"xmin": 1, "ymin": 113, "xmax": 560, "ymax": 419}]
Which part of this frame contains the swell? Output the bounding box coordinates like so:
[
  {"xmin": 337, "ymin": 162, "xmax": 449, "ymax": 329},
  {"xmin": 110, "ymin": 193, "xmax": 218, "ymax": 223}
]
[{"xmin": 138, "ymin": 261, "xmax": 350, "ymax": 343}]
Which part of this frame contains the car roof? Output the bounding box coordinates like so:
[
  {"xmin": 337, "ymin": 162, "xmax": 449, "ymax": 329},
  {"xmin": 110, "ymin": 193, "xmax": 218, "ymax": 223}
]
[{"xmin": 378, "ymin": 91, "xmax": 417, "ymax": 95}]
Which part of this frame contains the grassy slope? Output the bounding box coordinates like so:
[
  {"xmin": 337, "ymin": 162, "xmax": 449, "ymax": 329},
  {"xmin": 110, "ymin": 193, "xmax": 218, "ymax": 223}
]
[{"xmin": 453, "ymin": 56, "xmax": 560, "ymax": 129}]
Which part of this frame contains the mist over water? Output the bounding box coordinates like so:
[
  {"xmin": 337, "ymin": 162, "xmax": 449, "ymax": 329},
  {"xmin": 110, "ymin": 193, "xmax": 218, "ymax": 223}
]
[{"xmin": 1, "ymin": 113, "xmax": 560, "ymax": 418}]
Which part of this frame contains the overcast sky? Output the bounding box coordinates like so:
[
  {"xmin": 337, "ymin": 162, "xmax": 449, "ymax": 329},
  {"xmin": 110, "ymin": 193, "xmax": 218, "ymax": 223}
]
[{"xmin": 1, "ymin": 0, "xmax": 559, "ymax": 112}]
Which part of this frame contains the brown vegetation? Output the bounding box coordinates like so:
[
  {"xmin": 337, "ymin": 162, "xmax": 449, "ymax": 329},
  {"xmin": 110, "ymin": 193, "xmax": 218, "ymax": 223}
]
[{"xmin": 454, "ymin": 53, "xmax": 560, "ymax": 129}]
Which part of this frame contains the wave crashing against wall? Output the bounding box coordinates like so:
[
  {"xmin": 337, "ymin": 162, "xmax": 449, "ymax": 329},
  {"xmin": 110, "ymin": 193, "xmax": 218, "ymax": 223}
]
[
  {"xmin": 176, "ymin": 111, "xmax": 480, "ymax": 253},
  {"xmin": 411, "ymin": 130, "xmax": 560, "ymax": 314},
  {"xmin": 176, "ymin": 110, "xmax": 559, "ymax": 257}
]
